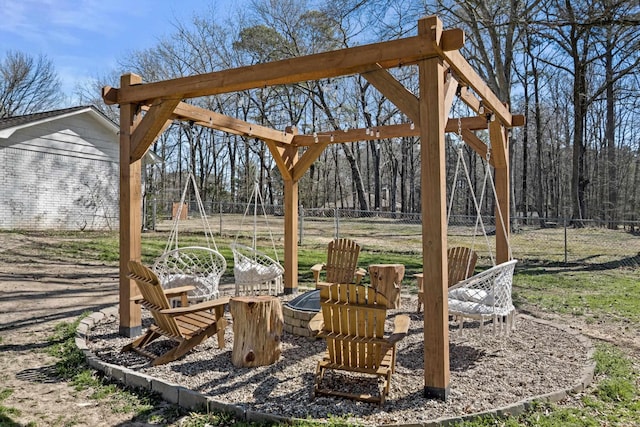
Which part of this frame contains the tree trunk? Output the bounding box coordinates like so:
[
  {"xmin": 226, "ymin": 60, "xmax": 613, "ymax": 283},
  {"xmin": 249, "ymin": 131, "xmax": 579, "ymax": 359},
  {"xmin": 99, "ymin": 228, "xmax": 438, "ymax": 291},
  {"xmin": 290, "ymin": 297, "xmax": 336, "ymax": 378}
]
[
  {"xmin": 605, "ymin": 33, "xmax": 617, "ymax": 229},
  {"xmin": 369, "ymin": 140, "xmax": 381, "ymax": 210},
  {"xmin": 369, "ymin": 264, "xmax": 405, "ymax": 309},
  {"xmin": 230, "ymin": 296, "xmax": 283, "ymax": 367},
  {"xmin": 341, "ymin": 143, "xmax": 368, "ymax": 211},
  {"xmin": 522, "ymin": 67, "xmax": 529, "ymax": 219}
]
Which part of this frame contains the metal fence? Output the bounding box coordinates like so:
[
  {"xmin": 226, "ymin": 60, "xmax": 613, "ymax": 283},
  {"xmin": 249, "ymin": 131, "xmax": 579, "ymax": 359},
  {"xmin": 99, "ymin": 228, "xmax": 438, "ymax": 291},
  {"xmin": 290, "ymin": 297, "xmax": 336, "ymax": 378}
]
[{"xmin": 151, "ymin": 201, "xmax": 640, "ymax": 270}]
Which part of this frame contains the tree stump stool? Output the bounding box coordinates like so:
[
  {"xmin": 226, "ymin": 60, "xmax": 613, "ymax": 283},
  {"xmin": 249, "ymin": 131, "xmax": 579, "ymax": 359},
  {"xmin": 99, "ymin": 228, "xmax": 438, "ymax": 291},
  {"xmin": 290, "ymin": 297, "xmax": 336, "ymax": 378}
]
[
  {"xmin": 369, "ymin": 264, "xmax": 405, "ymax": 309},
  {"xmin": 229, "ymin": 295, "xmax": 283, "ymax": 367}
]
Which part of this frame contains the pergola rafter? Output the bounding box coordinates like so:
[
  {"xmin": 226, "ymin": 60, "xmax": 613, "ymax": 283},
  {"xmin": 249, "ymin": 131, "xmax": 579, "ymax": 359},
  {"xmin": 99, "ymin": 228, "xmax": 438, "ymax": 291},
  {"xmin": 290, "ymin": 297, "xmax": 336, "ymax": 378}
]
[{"xmin": 104, "ymin": 15, "xmax": 523, "ymax": 401}]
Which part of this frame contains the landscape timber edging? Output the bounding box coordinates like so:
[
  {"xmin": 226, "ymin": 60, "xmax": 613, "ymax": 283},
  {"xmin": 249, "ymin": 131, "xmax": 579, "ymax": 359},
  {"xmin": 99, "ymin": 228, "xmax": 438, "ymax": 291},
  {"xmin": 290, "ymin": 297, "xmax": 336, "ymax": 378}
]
[{"xmin": 76, "ymin": 307, "xmax": 596, "ymax": 426}]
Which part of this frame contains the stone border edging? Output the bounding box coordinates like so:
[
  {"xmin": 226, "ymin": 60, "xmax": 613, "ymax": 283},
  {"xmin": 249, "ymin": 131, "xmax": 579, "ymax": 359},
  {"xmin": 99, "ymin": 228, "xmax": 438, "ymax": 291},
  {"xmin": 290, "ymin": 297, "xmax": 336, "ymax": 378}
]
[{"xmin": 76, "ymin": 308, "xmax": 596, "ymax": 426}]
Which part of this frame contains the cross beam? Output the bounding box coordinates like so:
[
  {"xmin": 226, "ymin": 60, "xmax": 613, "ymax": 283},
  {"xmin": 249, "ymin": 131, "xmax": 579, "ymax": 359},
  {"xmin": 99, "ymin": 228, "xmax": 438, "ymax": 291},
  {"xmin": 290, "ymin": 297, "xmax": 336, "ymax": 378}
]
[{"xmin": 103, "ymin": 29, "xmax": 464, "ymax": 106}]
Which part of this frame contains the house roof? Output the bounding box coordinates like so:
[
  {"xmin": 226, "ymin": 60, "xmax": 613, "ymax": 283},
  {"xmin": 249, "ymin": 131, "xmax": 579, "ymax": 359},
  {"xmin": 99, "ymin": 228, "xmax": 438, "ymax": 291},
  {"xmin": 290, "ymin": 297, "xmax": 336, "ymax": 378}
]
[
  {"xmin": 0, "ymin": 105, "xmax": 164, "ymax": 165},
  {"xmin": 0, "ymin": 105, "xmax": 118, "ymax": 137}
]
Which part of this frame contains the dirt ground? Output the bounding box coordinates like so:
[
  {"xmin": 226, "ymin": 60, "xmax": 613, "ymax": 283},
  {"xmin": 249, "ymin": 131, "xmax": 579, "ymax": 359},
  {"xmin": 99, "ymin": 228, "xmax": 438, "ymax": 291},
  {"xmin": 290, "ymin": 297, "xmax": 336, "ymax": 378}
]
[
  {"xmin": 0, "ymin": 233, "xmax": 135, "ymax": 426},
  {"xmin": 0, "ymin": 232, "xmax": 638, "ymax": 427}
]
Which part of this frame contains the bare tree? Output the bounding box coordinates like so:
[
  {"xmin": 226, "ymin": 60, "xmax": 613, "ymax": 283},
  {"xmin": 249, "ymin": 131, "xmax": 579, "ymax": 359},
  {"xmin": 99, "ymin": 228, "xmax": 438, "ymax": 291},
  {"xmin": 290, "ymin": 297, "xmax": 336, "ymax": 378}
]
[
  {"xmin": 0, "ymin": 51, "xmax": 61, "ymax": 118},
  {"xmin": 539, "ymin": 0, "xmax": 640, "ymax": 224}
]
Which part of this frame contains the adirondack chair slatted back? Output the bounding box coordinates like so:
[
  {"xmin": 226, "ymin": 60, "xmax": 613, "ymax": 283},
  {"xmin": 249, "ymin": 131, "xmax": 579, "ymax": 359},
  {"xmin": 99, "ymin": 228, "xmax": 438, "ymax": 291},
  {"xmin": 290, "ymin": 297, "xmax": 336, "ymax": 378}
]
[
  {"xmin": 415, "ymin": 247, "xmax": 478, "ymax": 313},
  {"xmin": 325, "ymin": 239, "xmax": 361, "ymax": 284},
  {"xmin": 448, "ymin": 246, "xmax": 478, "ymax": 287},
  {"xmin": 320, "ymin": 283, "xmax": 389, "ymax": 371},
  {"xmin": 128, "ymin": 260, "xmax": 181, "ymax": 338}
]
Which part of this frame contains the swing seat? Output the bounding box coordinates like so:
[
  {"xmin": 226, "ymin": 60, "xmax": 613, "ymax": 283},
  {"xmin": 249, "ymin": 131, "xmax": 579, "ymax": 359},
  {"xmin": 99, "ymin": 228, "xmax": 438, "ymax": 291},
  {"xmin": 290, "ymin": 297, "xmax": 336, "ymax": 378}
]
[
  {"xmin": 153, "ymin": 246, "xmax": 227, "ymax": 302},
  {"xmin": 231, "ymin": 242, "xmax": 284, "ymax": 296},
  {"xmin": 447, "ymin": 259, "xmax": 518, "ymax": 335}
]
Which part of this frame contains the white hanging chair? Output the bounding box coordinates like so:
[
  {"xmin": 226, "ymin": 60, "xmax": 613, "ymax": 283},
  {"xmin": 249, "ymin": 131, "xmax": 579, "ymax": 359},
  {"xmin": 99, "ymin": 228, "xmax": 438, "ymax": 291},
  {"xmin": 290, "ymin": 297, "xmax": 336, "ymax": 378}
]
[
  {"xmin": 445, "ymin": 120, "xmax": 517, "ymax": 334},
  {"xmin": 153, "ymin": 173, "xmax": 226, "ymax": 302},
  {"xmin": 448, "ymin": 259, "xmax": 518, "ymax": 334},
  {"xmin": 231, "ymin": 181, "xmax": 284, "ymax": 296}
]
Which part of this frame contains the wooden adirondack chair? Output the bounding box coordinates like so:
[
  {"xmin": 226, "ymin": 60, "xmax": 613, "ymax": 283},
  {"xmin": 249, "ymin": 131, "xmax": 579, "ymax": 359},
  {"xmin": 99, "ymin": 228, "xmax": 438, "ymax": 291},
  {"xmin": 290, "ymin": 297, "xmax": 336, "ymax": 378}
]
[
  {"xmin": 123, "ymin": 260, "xmax": 229, "ymax": 366},
  {"xmin": 310, "ymin": 238, "xmax": 366, "ymax": 290},
  {"xmin": 309, "ymin": 283, "xmax": 409, "ymax": 405},
  {"xmin": 415, "ymin": 246, "xmax": 478, "ymax": 312}
]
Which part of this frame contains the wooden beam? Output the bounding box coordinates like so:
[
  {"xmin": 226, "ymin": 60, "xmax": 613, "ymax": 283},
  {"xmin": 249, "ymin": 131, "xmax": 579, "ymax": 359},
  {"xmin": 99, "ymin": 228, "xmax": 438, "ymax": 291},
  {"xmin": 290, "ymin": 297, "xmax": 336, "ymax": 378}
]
[
  {"xmin": 488, "ymin": 120, "xmax": 508, "ymax": 168},
  {"xmin": 265, "ymin": 141, "xmax": 293, "ymax": 181},
  {"xmin": 490, "ymin": 121, "xmax": 511, "ymax": 263},
  {"xmin": 118, "ymin": 73, "xmax": 143, "ymax": 338},
  {"xmin": 264, "ymin": 127, "xmax": 299, "ymax": 181},
  {"xmin": 362, "ymin": 67, "xmax": 420, "ymax": 123},
  {"xmin": 443, "ymin": 72, "xmax": 459, "ymax": 117},
  {"xmin": 283, "ymin": 177, "xmax": 299, "ymax": 294},
  {"xmin": 457, "ymin": 86, "xmax": 481, "ymax": 114},
  {"xmin": 447, "ymin": 116, "xmax": 495, "ymax": 132},
  {"xmin": 461, "ymin": 128, "xmax": 494, "ymax": 167},
  {"xmin": 171, "ymin": 102, "xmax": 294, "ymax": 145},
  {"xmin": 419, "ymin": 16, "xmax": 450, "ymax": 401},
  {"xmin": 292, "ymin": 141, "xmax": 330, "ymax": 181},
  {"xmin": 131, "ymin": 97, "xmax": 181, "ymax": 162},
  {"xmin": 103, "ymin": 28, "xmax": 464, "ymax": 105},
  {"xmin": 512, "ymin": 114, "xmax": 526, "ymax": 127},
  {"xmin": 292, "ymin": 116, "xmax": 493, "ymax": 146},
  {"xmin": 442, "ymin": 49, "xmax": 514, "ymax": 126}
]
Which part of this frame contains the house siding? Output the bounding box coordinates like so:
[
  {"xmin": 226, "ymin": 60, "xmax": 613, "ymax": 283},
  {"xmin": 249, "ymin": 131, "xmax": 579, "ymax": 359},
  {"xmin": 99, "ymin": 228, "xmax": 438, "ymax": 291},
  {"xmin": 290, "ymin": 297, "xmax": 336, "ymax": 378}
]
[{"xmin": 0, "ymin": 110, "xmax": 119, "ymax": 231}]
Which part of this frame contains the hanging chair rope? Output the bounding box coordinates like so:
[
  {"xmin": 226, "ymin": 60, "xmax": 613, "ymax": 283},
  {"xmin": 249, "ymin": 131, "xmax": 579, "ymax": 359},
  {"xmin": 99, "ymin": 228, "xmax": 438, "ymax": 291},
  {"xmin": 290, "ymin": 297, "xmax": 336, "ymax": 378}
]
[
  {"xmin": 448, "ymin": 118, "xmax": 496, "ymax": 266},
  {"xmin": 234, "ymin": 181, "xmax": 280, "ymax": 264},
  {"xmin": 154, "ymin": 171, "xmax": 226, "ymax": 302},
  {"xmin": 447, "ymin": 114, "xmax": 514, "ymax": 265},
  {"xmin": 165, "ymin": 173, "xmax": 218, "ymax": 254},
  {"xmin": 232, "ymin": 180, "xmax": 284, "ymax": 295},
  {"xmin": 445, "ymin": 113, "xmax": 517, "ymax": 335},
  {"xmin": 484, "ymin": 117, "xmax": 514, "ymax": 261}
]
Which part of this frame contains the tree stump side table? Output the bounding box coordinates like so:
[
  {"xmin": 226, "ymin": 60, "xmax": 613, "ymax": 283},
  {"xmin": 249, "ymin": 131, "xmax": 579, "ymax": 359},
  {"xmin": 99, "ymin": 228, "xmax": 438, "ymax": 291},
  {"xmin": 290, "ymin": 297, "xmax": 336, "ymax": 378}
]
[
  {"xmin": 369, "ymin": 264, "xmax": 405, "ymax": 309},
  {"xmin": 229, "ymin": 295, "xmax": 283, "ymax": 367}
]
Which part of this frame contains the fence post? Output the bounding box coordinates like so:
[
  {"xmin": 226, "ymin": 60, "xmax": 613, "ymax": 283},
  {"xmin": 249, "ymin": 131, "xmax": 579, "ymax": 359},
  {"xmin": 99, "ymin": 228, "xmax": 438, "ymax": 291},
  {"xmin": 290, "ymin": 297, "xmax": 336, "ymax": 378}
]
[
  {"xmin": 299, "ymin": 205, "xmax": 304, "ymax": 244},
  {"xmin": 219, "ymin": 202, "xmax": 223, "ymax": 237},
  {"xmin": 152, "ymin": 196, "xmax": 157, "ymax": 231},
  {"xmin": 564, "ymin": 215, "xmax": 568, "ymax": 264},
  {"xmin": 334, "ymin": 207, "xmax": 340, "ymax": 239}
]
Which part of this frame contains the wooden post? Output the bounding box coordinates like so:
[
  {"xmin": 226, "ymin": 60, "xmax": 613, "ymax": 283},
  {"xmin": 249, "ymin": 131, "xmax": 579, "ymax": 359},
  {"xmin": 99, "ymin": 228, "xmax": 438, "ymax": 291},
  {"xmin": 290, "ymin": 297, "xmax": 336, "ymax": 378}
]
[
  {"xmin": 119, "ymin": 73, "xmax": 143, "ymax": 338},
  {"xmin": 419, "ymin": 16, "xmax": 450, "ymax": 400},
  {"xmin": 490, "ymin": 121, "xmax": 511, "ymax": 263},
  {"xmin": 283, "ymin": 178, "xmax": 299, "ymax": 294},
  {"xmin": 369, "ymin": 264, "xmax": 404, "ymax": 309},
  {"xmin": 229, "ymin": 296, "xmax": 283, "ymax": 367}
]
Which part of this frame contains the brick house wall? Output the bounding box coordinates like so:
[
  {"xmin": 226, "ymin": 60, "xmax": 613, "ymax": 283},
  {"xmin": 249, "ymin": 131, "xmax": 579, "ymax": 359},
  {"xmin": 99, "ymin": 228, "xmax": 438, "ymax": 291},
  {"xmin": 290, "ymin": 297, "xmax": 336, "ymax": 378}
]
[{"xmin": 0, "ymin": 107, "xmax": 120, "ymax": 230}]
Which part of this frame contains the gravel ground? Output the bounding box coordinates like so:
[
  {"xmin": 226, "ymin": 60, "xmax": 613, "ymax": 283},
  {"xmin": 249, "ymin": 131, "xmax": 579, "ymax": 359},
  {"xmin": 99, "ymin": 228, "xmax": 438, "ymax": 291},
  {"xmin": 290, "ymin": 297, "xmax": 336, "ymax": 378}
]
[{"xmin": 88, "ymin": 296, "xmax": 591, "ymax": 426}]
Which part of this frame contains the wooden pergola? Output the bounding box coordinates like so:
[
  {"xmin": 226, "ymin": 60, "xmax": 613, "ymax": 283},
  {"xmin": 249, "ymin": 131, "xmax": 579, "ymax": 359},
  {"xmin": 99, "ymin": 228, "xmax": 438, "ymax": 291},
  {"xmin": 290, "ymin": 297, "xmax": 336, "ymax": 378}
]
[{"xmin": 103, "ymin": 15, "xmax": 523, "ymax": 400}]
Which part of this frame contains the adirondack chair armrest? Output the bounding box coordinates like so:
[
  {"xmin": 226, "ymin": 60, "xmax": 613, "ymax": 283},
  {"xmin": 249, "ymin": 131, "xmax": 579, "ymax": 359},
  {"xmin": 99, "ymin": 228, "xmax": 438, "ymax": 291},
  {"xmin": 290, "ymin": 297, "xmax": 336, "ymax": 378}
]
[
  {"xmin": 310, "ymin": 263, "xmax": 326, "ymax": 284},
  {"xmin": 308, "ymin": 311, "xmax": 324, "ymax": 335},
  {"xmin": 354, "ymin": 267, "xmax": 366, "ymax": 284},
  {"xmin": 160, "ymin": 296, "xmax": 230, "ymax": 315},
  {"xmin": 387, "ymin": 314, "xmax": 410, "ymax": 345},
  {"xmin": 130, "ymin": 285, "xmax": 196, "ymax": 302},
  {"xmin": 164, "ymin": 285, "xmax": 197, "ymax": 298}
]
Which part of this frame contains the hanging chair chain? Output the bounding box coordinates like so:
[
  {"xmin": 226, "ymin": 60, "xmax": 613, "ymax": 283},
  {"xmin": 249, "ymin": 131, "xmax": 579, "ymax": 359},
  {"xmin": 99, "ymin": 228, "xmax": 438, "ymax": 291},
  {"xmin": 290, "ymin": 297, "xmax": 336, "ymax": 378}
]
[
  {"xmin": 448, "ymin": 113, "xmax": 517, "ymax": 265},
  {"xmin": 485, "ymin": 115, "xmax": 492, "ymax": 163},
  {"xmin": 484, "ymin": 117, "xmax": 513, "ymax": 260},
  {"xmin": 234, "ymin": 181, "xmax": 281, "ymax": 264},
  {"xmin": 165, "ymin": 172, "xmax": 218, "ymax": 254}
]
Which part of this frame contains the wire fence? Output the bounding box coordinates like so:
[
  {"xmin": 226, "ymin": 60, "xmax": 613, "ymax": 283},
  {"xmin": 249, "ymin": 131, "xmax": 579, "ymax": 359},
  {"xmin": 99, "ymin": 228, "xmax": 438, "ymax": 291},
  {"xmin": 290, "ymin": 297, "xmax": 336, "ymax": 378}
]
[{"xmin": 150, "ymin": 201, "xmax": 640, "ymax": 271}]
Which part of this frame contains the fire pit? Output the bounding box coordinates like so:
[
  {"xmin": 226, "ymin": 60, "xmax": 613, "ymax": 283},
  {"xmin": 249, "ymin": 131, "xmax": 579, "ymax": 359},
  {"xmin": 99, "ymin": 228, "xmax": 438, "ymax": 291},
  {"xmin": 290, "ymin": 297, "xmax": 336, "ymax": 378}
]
[{"xmin": 282, "ymin": 290, "xmax": 320, "ymax": 337}]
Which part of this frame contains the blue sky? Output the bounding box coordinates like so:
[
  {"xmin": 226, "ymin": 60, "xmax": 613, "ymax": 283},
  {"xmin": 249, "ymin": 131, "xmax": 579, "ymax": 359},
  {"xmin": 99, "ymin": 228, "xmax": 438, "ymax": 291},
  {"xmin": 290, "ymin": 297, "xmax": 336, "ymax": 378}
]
[{"xmin": 0, "ymin": 0, "xmax": 237, "ymax": 101}]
